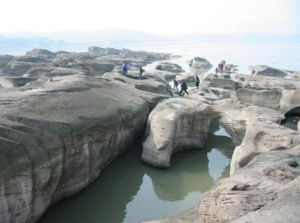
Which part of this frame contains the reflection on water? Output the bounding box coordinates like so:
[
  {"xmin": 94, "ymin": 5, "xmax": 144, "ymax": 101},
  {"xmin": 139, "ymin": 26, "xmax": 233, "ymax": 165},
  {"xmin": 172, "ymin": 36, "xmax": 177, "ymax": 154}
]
[{"xmin": 38, "ymin": 119, "xmax": 234, "ymax": 223}]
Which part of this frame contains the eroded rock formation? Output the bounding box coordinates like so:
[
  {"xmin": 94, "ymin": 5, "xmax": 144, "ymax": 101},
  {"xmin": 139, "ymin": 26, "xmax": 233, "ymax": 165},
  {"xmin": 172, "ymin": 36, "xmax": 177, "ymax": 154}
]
[
  {"xmin": 0, "ymin": 48, "xmax": 173, "ymax": 223},
  {"xmin": 142, "ymin": 98, "xmax": 217, "ymax": 167},
  {"xmin": 189, "ymin": 57, "xmax": 213, "ymax": 74},
  {"xmin": 141, "ymin": 65, "xmax": 300, "ymax": 223}
]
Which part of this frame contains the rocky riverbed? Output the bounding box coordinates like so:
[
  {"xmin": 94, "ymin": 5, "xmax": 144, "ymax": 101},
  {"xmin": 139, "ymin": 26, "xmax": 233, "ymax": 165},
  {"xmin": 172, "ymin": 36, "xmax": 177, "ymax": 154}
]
[
  {"xmin": 0, "ymin": 47, "xmax": 299, "ymax": 223},
  {"xmin": 141, "ymin": 61, "xmax": 300, "ymax": 223}
]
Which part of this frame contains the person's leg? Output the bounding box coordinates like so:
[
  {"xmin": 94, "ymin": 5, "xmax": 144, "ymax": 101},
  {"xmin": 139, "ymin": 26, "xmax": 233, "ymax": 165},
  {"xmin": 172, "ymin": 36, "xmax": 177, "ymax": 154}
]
[
  {"xmin": 184, "ymin": 89, "xmax": 189, "ymax": 94},
  {"xmin": 179, "ymin": 89, "xmax": 183, "ymax": 96}
]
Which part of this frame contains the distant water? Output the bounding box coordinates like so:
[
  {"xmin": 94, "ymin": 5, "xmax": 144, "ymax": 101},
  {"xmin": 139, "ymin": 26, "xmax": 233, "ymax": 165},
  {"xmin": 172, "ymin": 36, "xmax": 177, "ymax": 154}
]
[
  {"xmin": 1, "ymin": 42, "xmax": 299, "ymax": 74},
  {"xmin": 132, "ymin": 42, "xmax": 300, "ymax": 74}
]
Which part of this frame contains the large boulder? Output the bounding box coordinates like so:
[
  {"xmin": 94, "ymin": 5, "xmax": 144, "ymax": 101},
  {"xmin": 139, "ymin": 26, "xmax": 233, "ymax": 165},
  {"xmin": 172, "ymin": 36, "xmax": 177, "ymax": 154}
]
[
  {"xmin": 0, "ymin": 76, "xmax": 37, "ymax": 88},
  {"xmin": 102, "ymin": 72, "xmax": 172, "ymax": 108},
  {"xmin": 250, "ymin": 65, "xmax": 289, "ymax": 77},
  {"xmin": 237, "ymin": 75, "xmax": 300, "ymax": 112},
  {"xmin": 88, "ymin": 46, "xmax": 106, "ymax": 55},
  {"xmin": 25, "ymin": 49, "xmax": 56, "ymax": 59},
  {"xmin": 1, "ymin": 60, "xmax": 39, "ymax": 76},
  {"xmin": 217, "ymin": 102, "xmax": 249, "ymax": 146},
  {"xmin": 189, "ymin": 57, "xmax": 213, "ymax": 74},
  {"xmin": 207, "ymin": 78, "xmax": 242, "ymax": 91},
  {"xmin": 52, "ymin": 58, "xmax": 115, "ymax": 76},
  {"xmin": 0, "ymin": 55, "xmax": 13, "ymax": 72},
  {"xmin": 142, "ymin": 98, "xmax": 217, "ymax": 168},
  {"xmin": 144, "ymin": 69, "xmax": 177, "ymax": 82},
  {"xmin": 155, "ymin": 62, "xmax": 184, "ymax": 73},
  {"xmin": 280, "ymin": 89, "xmax": 300, "ymax": 115},
  {"xmin": 199, "ymin": 148, "xmax": 300, "ymax": 223},
  {"xmin": 105, "ymin": 48, "xmax": 121, "ymax": 55},
  {"xmin": 230, "ymin": 106, "xmax": 300, "ymax": 175},
  {"xmin": 243, "ymin": 76, "xmax": 297, "ymax": 90},
  {"xmin": 236, "ymin": 88, "xmax": 282, "ymax": 109},
  {"xmin": 0, "ymin": 75, "xmax": 169, "ymax": 223},
  {"xmin": 24, "ymin": 66, "xmax": 85, "ymax": 78}
]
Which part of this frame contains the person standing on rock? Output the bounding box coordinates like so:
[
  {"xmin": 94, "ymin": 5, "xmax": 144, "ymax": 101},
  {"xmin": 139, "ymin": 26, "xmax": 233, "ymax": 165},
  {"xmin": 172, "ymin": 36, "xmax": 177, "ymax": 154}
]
[
  {"xmin": 173, "ymin": 79, "xmax": 179, "ymax": 91},
  {"xmin": 139, "ymin": 66, "xmax": 144, "ymax": 79},
  {"xmin": 179, "ymin": 80, "xmax": 189, "ymax": 96},
  {"xmin": 195, "ymin": 75, "xmax": 200, "ymax": 89},
  {"xmin": 122, "ymin": 62, "xmax": 129, "ymax": 76}
]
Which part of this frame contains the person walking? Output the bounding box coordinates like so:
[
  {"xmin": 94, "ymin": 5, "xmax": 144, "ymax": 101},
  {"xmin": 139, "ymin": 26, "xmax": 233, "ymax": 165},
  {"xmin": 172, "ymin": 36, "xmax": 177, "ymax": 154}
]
[
  {"xmin": 195, "ymin": 75, "xmax": 200, "ymax": 89},
  {"xmin": 139, "ymin": 66, "xmax": 144, "ymax": 79},
  {"xmin": 179, "ymin": 80, "xmax": 189, "ymax": 96}
]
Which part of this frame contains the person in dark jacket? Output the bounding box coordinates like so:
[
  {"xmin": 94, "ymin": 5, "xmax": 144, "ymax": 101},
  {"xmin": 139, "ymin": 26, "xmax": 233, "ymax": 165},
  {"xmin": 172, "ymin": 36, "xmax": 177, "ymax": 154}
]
[
  {"xmin": 139, "ymin": 66, "xmax": 144, "ymax": 79},
  {"xmin": 195, "ymin": 75, "xmax": 200, "ymax": 89},
  {"xmin": 179, "ymin": 80, "xmax": 189, "ymax": 96},
  {"xmin": 173, "ymin": 79, "xmax": 179, "ymax": 91}
]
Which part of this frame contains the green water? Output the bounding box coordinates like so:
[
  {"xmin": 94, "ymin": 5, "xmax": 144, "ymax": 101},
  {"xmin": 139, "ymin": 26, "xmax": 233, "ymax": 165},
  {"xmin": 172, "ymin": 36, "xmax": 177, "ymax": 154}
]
[
  {"xmin": 38, "ymin": 120, "xmax": 234, "ymax": 223},
  {"xmin": 282, "ymin": 116, "xmax": 299, "ymax": 131},
  {"xmin": 294, "ymin": 157, "xmax": 300, "ymax": 169}
]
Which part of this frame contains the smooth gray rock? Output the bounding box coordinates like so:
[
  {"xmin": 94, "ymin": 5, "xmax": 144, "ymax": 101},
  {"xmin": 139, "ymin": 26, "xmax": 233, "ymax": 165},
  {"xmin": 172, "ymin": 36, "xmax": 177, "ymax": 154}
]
[
  {"xmin": 0, "ymin": 73, "xmax": 171, "ymax": 223},
  {"xmin": 236, "ymin": 88, "xmax": 282, "ymax": 109},
  {"xmin": 24, "ymin": 67, "xmax": 85, "ymax": 78},
  {"xmin": 280, "ymin": 89, "xmax": 300, "ymax": 115},
  {"xmin": 155, "ymin": 62, "xmax": 184, "ymax": 73},
  {"xmin": 0, "ymin": 76, "xmax": 37, "ymax": 88},
  {"xmin": 145, "ymin": 69, "xmax": 177, "ymax": 82},
  {"xmin": 88, "ymin": 46, "xmax": 106, "ymax": 55},
  {"xmin": 52, "ymin": 58, "xmax": 115, "ymax": 76},
  {"xmin": 243, "ymin": 75, "xmax": 298, "ymax": 90},
  {"xmin": 189, "ymin": 57, "xmax": 212, "ymax": 74},
  {"xmin": 25, "ymin": 49, "xmax": 56, "ymax": 59},
  {"xmin": 250, "ymin": 65, "xmax": 289, "ymax": 77},
  {"xmin": 207, "ymin": 78, "xmax": 242, "ymax": 91},
  {"xmin": 199, "ymin": 148, "xmax": 300, "ymax": 223},
  {"xmin": 1, "ymin": 60, "xmax": 39, "ymax": 76},
  {"xmin": 142, "ymin": 98, "xmax": 217, "ymax": 168},
  {"xmin": 0, "ymin": 55, "xmax": 13, "ymax": 72}
]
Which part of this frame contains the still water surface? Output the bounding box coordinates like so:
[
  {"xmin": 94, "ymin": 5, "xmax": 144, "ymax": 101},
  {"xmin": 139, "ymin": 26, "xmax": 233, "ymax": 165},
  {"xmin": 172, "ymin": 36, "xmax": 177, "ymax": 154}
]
[{"xmin": 38, "ymin": 120, "xmax": 234, "ymax": 223}]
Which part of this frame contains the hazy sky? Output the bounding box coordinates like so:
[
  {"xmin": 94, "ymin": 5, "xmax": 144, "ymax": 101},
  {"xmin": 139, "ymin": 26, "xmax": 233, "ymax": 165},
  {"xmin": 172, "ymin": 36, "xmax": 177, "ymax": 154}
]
[{"xmin": 1, "ymin": 0, "xmax": 299, "ymax": 36}]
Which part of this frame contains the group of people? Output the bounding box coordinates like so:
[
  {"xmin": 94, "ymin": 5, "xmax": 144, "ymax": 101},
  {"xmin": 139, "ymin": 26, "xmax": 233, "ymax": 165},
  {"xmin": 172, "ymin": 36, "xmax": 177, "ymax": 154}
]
[
  {"xmin": 215, "ymin": 60, "xmax": 237, "ymax": 74},
  {"xmin": 122, "ymin": 62, "xmax": 144, "ymax": 79},
  {"xmin": 173, "ymin": 75, "xmax": 200, "ymax": 96},
  {"xmin": 122, "ymin": 62, "xmax": 202, "ymax": 97},
  {"xmin": 216, "ymin": 60, "xmax": 226, "ymax": 73},
  {"xmin": 173, "ymin": 79, "xmax": 188, "ymax": 96}
]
